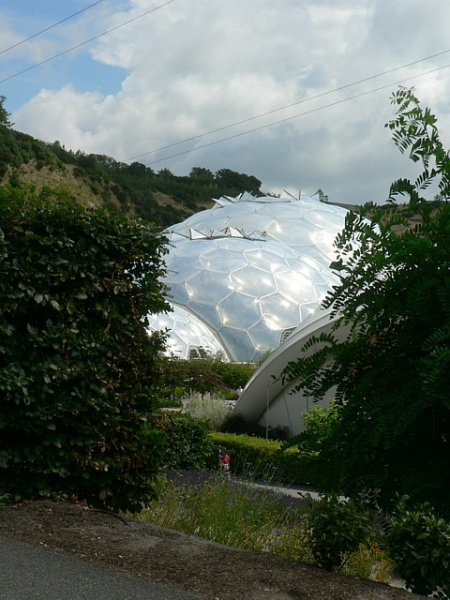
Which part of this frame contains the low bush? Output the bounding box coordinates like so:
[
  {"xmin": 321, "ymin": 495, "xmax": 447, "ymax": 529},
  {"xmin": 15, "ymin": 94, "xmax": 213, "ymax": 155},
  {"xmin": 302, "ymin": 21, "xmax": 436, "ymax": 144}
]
[
  {"xmin": 307, "ymin": 494, "xmax": 373, "ymax": 571},
  {"xmin": 385, "ymin": 497, "xmax": 450, "ymax": 597},
  {"xmin": 160, "ymin": 358, "xmax": 256, "ymax": 397},
  {"xmin": 155, "ymin": 412, "xmax": 215, "ymax": 470},
  {"xmin": 295, "ymin": 402, "xmax": 342, "ymax": 452},
  {"xmin": 209, "ymin": 361, "xmax": 256, "ymax": 390},
  {"xmin": 340, "ymin": 542, "xmax": 393, "ymax": 583}
]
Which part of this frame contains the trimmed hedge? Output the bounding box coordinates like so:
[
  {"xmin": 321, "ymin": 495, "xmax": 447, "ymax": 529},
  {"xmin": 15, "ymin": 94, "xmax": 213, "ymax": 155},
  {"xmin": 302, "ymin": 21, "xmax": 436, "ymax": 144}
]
[
  {"xmin": 156, "ymin": 412, "xmax": 215, "ymax": 470},
  {"xmin": 210, "ymin": 432, "xmax": 333, "ymax": 489},
  {"xmin": 0, "ymin": 188, "xmax": 168, "ymax": 512}
]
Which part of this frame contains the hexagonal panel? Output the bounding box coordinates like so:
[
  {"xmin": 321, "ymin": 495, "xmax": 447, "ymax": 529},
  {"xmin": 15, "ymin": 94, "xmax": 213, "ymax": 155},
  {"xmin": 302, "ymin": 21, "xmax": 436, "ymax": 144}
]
[
  {"xmin": 217, "ymin": 293, "xmax": 261, "ymax": 330},
  {"xmin": 260, "ymin": 294, "xmax": 302, "ymax": 329},
  {"xmin": 216, "ymin": 326, "xmax": 255, "ymax": 363}
]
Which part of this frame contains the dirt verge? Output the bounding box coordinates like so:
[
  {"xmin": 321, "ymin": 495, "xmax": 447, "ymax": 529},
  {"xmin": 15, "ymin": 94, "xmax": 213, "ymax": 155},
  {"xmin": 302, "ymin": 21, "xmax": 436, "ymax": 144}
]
[{"xmin": 0, "ymin": 499, "xmax": 422, "ymax": 600}]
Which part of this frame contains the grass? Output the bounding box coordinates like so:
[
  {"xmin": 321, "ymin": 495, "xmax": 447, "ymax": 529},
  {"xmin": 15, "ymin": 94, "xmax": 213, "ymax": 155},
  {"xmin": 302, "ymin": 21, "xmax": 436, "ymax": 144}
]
[{"xmin": 136, "ymin": 473, "xmax": 393, "ymax": 583}]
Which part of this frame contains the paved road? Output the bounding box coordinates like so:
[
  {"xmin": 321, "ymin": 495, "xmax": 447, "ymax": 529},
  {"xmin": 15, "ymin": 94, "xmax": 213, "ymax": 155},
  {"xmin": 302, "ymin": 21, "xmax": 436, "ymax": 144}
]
[
  {"xmin": 246, "ymin": 480, "xmax": 322, "ymax": 501},
  {"xmin": 0, "ymin": 537, "xmax": 193, "ymax": 600}
]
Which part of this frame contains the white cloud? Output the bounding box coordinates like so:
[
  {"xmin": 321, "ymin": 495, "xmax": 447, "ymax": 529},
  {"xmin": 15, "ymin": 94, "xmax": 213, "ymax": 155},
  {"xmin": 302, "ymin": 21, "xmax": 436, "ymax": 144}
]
[{"xmin": 8, "ymin": 0, "xmax": 450, "ymax": 204}]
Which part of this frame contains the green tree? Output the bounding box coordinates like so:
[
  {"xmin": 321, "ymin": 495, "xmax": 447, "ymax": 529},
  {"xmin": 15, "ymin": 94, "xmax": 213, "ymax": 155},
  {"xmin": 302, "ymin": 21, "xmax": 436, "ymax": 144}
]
[
  {"xmin": 0, "ymin": 95, "xmax": 13, "ymax": 127},
  {"xmin": 0, "ymin": 185, "xmax": 169, "ymax": 511},
  {"xmin": 215, "ymin": 168, "xmax": 262, "ymax": 195},
  {"xmin": 282, "ymin": 88, "xmax": 450, "ymax": 513},
  {"xmin": 189, "ymin": 167, "xmax": 215, "ymax": 183},
  {"xmin": 294, "ymin": 402, "xmax": 342, "ymax": 452}
]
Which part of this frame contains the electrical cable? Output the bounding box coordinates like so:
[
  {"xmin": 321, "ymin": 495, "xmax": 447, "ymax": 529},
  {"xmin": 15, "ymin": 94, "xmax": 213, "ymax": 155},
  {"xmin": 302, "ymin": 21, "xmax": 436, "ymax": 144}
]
[
  {"xmin": 126, "ymin": 47, "xmax": 450, "ymax": 162},
  {"xmin": 2, "ymin": 0, "xmax": 449, "ymax": 169},
  {"xmin": 0, "ymin": 0, "xmax": 106, "ymax": 55},
  {"xmin": 0, "ymin": 0, "xmax": 176, "ymax": 85},
  {"xmin": 142, "ymin": 61, "xmax": 450, "ymax": 167}
]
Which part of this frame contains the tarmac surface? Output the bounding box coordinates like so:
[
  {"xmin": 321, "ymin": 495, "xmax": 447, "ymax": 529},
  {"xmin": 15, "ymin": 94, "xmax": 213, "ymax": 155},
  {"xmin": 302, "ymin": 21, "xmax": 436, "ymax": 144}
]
[{"xmin": 0, "ymin": 537, "xmax": 193, "ymax": 600}]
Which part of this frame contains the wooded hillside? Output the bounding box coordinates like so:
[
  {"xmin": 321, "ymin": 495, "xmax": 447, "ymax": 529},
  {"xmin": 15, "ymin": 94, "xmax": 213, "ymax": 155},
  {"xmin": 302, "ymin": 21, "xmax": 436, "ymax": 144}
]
[{"xmin": 0, "ymin": 122, "xmax": 263, "ymax": 228}]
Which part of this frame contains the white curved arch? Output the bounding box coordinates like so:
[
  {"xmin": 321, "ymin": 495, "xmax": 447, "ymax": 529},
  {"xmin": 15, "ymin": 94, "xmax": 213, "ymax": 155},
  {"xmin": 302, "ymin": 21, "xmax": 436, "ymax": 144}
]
[{"xmin": 235, "ymin": 307, "xmax": 350, "ymax": 436}]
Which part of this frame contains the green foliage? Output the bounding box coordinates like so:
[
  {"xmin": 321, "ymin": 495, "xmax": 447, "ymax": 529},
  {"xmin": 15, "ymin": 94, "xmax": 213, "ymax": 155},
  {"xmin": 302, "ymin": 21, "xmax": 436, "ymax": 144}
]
[
  {"xmin": 0, "ymin": 102, "xmax": 264, "ymax": 226},
  {"xmin": 160, "ymin": 358, "xmax": 227, "ymax": 395},
  {"xmin": 0, "ymin": 98, "xmax": 53, "ymax": 178},
  {"xmin": 214, "ymin": 168, "xmax": 262, "ymax": 196},
  {"xmin": 0, "ymin": 122, "xmax": 262, "ymax": 227},
  {"xmin": 340, "ymin": 542, "xmax": 393, "ymax": 583},
  {"xmin": 0, "ymin": 126, "xmax": 56, "ymax": 179},
  {"xmin": 295, "ymin": 402, "xmax": 342, "ymax": 452},
  {"xmin": 0, "ymin": 96, "xmax": 13, "ymax": 127},
  {"xmin": 160, "ymin": 358, "xmax": 256, "ymax": 397},
  {"xmin": 140, "ymin": 475, "xmax": 312, "ymax": 560},
  {"xmin": 307, "ymin": 494, "xmax": 373, "ymax": 571},
  {"xmin": 386, "ymin": 497, "xmax": 450, "ymax": 597},
  {"xmin": 139, "ymin": 476, "xmax": 392, "ymax": 583},
  {"xmin": 386, "ymin": 87, "xmax": 450, "ymax": 205},
  {"xmin": 208, "ymin": 361, "xmax": 256, "ymax": 390},
  {"xmin": 210, "ymin": 432, "xmax": 326, "ymax": 487},
  {"xmin": 282, "ymin": 88, "xmax": 450, "ymax": 512},
  {"xmin": 0, "ymin": 185, "xmax": 169, "ymax": 511},
  {"xmin": 155, "ymin": 412, "xmax": 215, "ymax": 470}
]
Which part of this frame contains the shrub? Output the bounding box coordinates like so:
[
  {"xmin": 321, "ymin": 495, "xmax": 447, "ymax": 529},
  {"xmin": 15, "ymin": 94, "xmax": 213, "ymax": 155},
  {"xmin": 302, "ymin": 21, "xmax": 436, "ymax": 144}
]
[
  {"xmin": 0, "ymin": 186, "xmax": 168, "ymax": 511},
  {"xmin": 386, "ymin": 497, "xmax": 450, "ymax": 597},
  {"xmin": 340, "ymin": 542, "xmax": 393, "ymax": 583},
  {"xmin": 210, "ymin": 432, "xmax": 327, "ymax": 487},
  {"xmin": 155, "ymin": 412, "xmax": 215, "ymax": 470},
  {"xmin": 209, "ymin": 361, "xmax": 256, "ymax": 390},
  {"xmin": 296, "ymin": 402, "xmax": 342, "ymax": 451},
  {"xmin": 281, "ymin": 90, "xmax": 450, "ymax": 513},
  {"xmin": 159, "ymin": 358, "xmax": 226, "ymax": 396},
  {"xmin": 182, "ymin": 392, "xmax": 234, "ymax": 430},
  {"xmin": 307, "ymin": 494, "xmax": 373, "ymax": 571}
]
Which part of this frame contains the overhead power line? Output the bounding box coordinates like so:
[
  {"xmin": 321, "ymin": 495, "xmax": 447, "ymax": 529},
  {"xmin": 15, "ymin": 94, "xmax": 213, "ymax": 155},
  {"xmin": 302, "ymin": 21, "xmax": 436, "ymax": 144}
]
[
  {"xmin": 0, "ymin": 0, "xmax": 176, "ymax": 85},
  {"xmin": 0, "ymin": 0, "xmax": 106, "ymax": 56},
  {"xmin": 2, "ymin": 0, "xmax": 449, "ymax": 169},
  {"xmin": 141, "ymin": 62, "xmax": 450, "ymax": 167},
  {"xmin": 126, "ymin": 47, "xmax": 450, "ymax": 162}
]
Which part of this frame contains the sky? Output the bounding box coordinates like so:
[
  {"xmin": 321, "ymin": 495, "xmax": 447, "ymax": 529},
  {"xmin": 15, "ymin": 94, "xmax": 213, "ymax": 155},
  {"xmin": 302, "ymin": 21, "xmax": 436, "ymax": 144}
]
[{"xmin": 2, "ymin": 0, "xmax": 450, "ymax": 205}]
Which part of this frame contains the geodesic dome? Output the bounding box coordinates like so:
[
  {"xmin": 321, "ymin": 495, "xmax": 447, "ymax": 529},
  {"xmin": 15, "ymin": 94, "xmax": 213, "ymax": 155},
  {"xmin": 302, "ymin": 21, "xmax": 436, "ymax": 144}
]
[
  {"xmin": 170, "ymin": 191, "xmax": 347, "ymax": 270},
  {"xmin": 147, "ymin": 192, "xmax": 349, "ymax": 362},
  {"xmin": 146, "ymin": 304, "xmax": 228, "ymax": 360}
]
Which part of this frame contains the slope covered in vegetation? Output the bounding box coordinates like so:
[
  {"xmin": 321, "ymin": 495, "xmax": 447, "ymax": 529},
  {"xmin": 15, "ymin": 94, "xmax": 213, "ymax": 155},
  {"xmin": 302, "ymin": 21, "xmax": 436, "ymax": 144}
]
[{"xmin": 0, "ymin": 120, "xmax": 263, "ymax": 228}]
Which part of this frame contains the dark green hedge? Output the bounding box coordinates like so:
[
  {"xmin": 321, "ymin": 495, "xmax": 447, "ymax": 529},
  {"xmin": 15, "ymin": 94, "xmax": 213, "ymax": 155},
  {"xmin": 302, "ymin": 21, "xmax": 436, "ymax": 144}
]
[
  {"xmin": 210, "ymin": 432, "xmax": 333, "ymax": 489},
  {"xmin": 155, "ymin": 412, "xmax": 215, "ymax": 470},
  {"xmin": 0, "ymin": 185, "xmax": 169, "ymax": 511}
]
